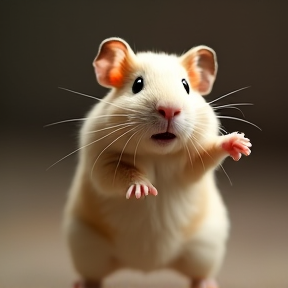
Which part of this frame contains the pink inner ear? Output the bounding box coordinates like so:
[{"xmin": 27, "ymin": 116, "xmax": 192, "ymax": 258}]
[
  {"xmin": 95, "ymin": 53, "xmax": 125, "ymax": 88},
  {"xmin": 187, "ymin": 67, "xmax": 201, "ymax": 92},
  {"xmin": 197, "ymin": 50, "xmax": 216, "ymax": 75},
  {"xmin": 93, "ymin": 40, "xmax": 129, "ymax": 88},
  {"xmin": 195, "ymin": 50, "xmax": 216, "ymax": 95},
  {"xmin": 197, "ymin": 70, "xmax": 214, "ymax": 94},
  {"xmin": 95, "ymin": 58, "xmax": 112, "ymax": 86},
  {"xmin": 108, "ymin": 69, "xmax": 124, "ymax": 88},
  {"xmin": 182, "ymin": 47, "xmax": 217, "ymax": 95}
]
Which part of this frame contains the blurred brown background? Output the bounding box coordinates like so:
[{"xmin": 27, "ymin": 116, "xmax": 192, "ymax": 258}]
[{"xmin": 1, "ymin": 1, "xmax": 287, "ymax": 288}]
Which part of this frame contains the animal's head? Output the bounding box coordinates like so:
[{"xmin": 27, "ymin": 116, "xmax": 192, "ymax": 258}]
[{"xmin": 92, "ymin": 38, "xmax": 219, "ymax": 155}]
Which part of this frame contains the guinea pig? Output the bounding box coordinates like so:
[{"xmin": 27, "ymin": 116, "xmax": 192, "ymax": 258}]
[{"xmin": 63, "ymin": 37, "xmax": 252, "ymax": 288}]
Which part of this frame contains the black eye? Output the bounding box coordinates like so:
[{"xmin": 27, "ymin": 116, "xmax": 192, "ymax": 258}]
[
  {"xmin": 132, "ymin": 77, "xmax": 144, "ymax": 94},
  {"xmin": 182, "ymin": 79, "xmax": 189, "ymax": 94}
]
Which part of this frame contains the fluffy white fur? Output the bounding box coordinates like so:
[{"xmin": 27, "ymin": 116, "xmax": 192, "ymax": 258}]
[{"xmin": 63, "ymin": 38, "xmax": 251, "ymax": 288}]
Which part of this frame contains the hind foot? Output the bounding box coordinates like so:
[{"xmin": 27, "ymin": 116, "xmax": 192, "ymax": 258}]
[{"xmin": 192, "ymin": 279, "xmax": 218, "ymax": 288}]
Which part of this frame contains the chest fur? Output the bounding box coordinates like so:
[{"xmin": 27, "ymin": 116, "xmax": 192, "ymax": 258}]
[
  {"xmin": 100, "ymin": 178, "xmax": 208, "ymax": 268},
  {"xmin": 70, "ymin": 158, "xmax": 211, "ymax": 269}
]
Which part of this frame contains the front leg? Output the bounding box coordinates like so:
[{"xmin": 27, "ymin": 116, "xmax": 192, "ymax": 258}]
[
  {"xmin": 185, "ymin": 132, "xmax": 252, "ymax": 180},
  {"xmin": 203, "ymin": 131, "xmax": 251, "ymax": 164},
  {"xmin": 91, "ymin": 158, "xmax": 157, "ymax": 199}
]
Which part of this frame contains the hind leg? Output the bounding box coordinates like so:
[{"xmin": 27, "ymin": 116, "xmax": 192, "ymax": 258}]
[
  {"xmin": 172, "ymin": 212, "xmax": 228, "ymax": 288},
  {"xmin": 172, "ymin": 241, "xmax": 224, "ymax": 287},
  {"xmin": 172, "ymin": 236, "xmax": 225, "ymax": 288},
  {"xmin": 64, "ymin": 216, "xmax": 119, "ymax": 287}
]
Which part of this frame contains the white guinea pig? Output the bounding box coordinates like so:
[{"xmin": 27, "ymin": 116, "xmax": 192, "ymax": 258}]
[{"xmin": 63, "ymin": 37, "xmax": 252, "ymax": 288}]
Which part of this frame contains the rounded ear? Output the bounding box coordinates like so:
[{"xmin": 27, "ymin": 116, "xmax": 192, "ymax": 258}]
[
  {"xmin": 180, "ymin": 46, "xmax": 218, "ymax": 95},
  {"xmin": 93, "ymin": 37, "xmax": 136, "ymax": 88}
]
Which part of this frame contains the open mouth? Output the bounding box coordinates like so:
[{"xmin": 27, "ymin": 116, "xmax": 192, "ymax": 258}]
[{"xmin": 151, "ymin": 132, "xmax": 176, "ymax": 141}]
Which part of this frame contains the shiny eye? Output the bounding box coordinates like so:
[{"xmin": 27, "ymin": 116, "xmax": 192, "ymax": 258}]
[
  {"xmin": 132, "ymin": 77, "xmax": 144, "ymax": 94},
  {"xmin": 182, "ymin": 79, "xmax": 189, "ymax": 94}
]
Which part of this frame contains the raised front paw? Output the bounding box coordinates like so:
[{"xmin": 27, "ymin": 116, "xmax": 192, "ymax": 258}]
[
  {"xmin": 222, "ymin": 132, "xmax": 252, "ymax": 161},
  {"xmin": 126, "ymin": 182, "xmax": 158, "ymax": 199}
]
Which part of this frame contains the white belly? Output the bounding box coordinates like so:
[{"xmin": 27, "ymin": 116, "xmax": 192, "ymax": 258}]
[{"xmin": 102, "ymin": 183, "xmax": 205, "ymax": 271}]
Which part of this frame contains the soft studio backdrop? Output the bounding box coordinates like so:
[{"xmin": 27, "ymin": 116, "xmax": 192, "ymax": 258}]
[{"xmin": 1, "ymin": 1, "xmax": 287, "ymax": 288}]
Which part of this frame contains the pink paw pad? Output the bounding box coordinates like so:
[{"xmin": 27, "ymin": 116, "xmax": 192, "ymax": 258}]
[
  {"xmin": 126, "ymin": 183, "xmax": 158, "ymax": 199},
  {"xmin": 222, "ymin": 132, "xmax": 252, "ymax": 161}
]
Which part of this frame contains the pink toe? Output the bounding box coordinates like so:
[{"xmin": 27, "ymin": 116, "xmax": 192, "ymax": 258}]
[{"xmin": 149, "ymin": 186, "xmax": 158, "ymax": 196}]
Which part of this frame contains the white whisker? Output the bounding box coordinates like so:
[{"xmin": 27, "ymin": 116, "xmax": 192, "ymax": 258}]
[
  {"xmin": 193, "ymin": 124, "xmax": 218, "ymax": 139},
  {"xmin": 185, "ymin": 144, "xmax": 193, "ymax": 169},
  {"xmin": 59, "ymin": 87, "xmax": 143, "ymax": 114},
  {"xmin": 134, "ymin": 127, "xmax": 148, "ymax": 167},
  {"xmin": 47, "ymin": 124, "xmax": 133, "ymax": 170},
  {"xmin": 216, "ymin": 106, "xmax": 246, "ymax": 117},
  {"xmin": 219, "ymin": 164, "xmax": 233, "ymax": 186},
  {"xmin": 208, "ymin": 86, "xmax": 251, "ymax": 105},
  {"xmin": 90, "ymin": 126, "xmax": 139, "ymax": 179},
  {"xmin": 85, "ymin": 122, "xmax": 138, "ymax": 134},
  {"xmin": 44, "ymin": 114, "xmax": 129, "ymax": 127},
  {"xmin": 193, "ymin": 125, "xmax": 213, "ymax": 134},
  {"xmin": 193, "ymin": 127, "xmax": 219, "ymax": 139},
  {"xmin": 113, "ymin": 125, "xmax": 144, "ymax": 184},
  {"xmin": 192, "ymin": 133, "xmax": 233, "ymax": 186},
  {"xmin": 212, "ymin": 103, "xmax": 254, "ymax": 119},
  {"xmin": 189, "ymin": 137, "xmax": 205, "ymax": 171},
  {"xmin": 192, "ymin": 138, "xmax": 214, "ymax": 164},
  {"xmin": 213, "ymin": 103, "xmax": 253, "ymax": 109},
  {"xmin": 217, "ymin": 116, "xmax": 261, "ymax": 130},
  {"xmin": 219, "ymin": 127, "xmax": 228, "ymax": 135}
]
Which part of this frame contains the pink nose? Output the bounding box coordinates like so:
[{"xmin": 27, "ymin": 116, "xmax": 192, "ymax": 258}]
[{"xmin": 157, "ymin": 106, "xmax": 181, "ymax": 120}]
